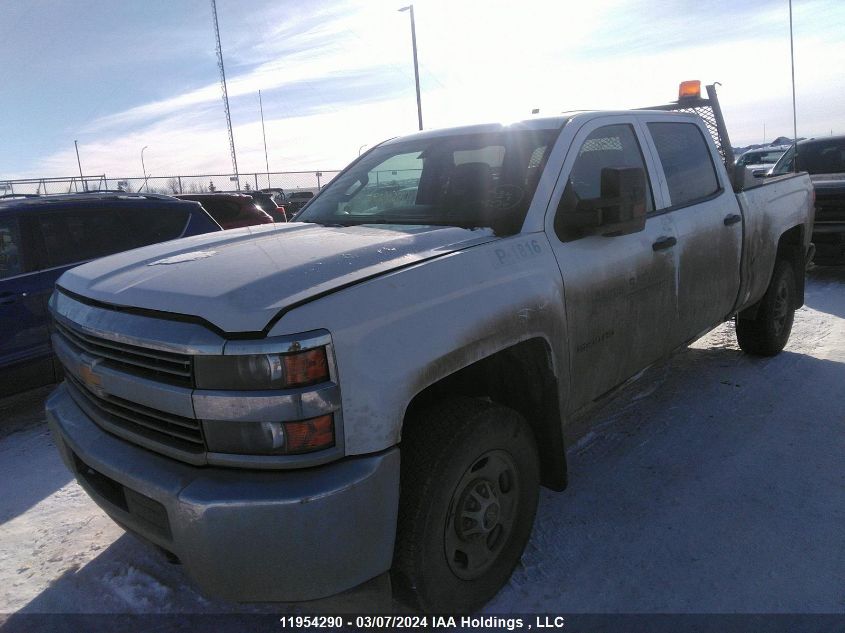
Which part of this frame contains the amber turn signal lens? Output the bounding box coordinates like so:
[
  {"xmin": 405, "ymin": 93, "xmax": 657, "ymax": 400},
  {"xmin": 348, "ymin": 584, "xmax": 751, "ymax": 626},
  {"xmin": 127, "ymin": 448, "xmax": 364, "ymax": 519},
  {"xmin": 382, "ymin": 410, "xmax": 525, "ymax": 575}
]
[
  {"xmin": 283, "ymin": 348, "xmax": 329, "ymax": 387},
  {"xmin": 284, "ymin": 415, "xmax": 334, "ymax": 453}
]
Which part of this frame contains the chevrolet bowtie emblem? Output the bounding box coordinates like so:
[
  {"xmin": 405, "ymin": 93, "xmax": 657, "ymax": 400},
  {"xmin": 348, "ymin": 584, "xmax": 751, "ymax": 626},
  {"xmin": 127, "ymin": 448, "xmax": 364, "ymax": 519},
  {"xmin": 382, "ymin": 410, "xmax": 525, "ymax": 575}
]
[{"xmin": 78, "ymin": 362, "xmax": 102, "ymax": 390}]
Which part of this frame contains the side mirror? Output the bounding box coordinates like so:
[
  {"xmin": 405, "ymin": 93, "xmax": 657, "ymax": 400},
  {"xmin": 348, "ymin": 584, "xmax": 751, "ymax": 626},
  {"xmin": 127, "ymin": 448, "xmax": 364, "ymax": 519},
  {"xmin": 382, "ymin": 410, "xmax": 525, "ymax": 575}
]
[
  {"xmin": 597, "ymin": 167, "xmax": 647, "ymax": 235},
  {"xmin": 558, "ymin": 167, "xmax": 647, "ymax": 235}
]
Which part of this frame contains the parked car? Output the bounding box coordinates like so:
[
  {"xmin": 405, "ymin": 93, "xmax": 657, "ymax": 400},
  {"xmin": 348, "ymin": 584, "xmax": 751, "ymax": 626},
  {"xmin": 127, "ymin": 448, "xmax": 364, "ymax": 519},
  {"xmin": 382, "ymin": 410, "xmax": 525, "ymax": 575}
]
[
  {"xmin": 770, "ymin": 135, "xmax": 845, "ymax": 264},
  {"xmin": 0, "ymin": 192, "xmax": 221, "ymax": 397},
  {"xmin": 232, "ymin": 191, "xmax": 287, "ymax": 222},
  {"xmin": 284, "ymin": 190, "xmax": 314, "ymax": 215},
  {"xmin": 45, "ymin": 84, "xmax": 813, "ymax": 612},
  {"xmin": 175, "ymin": 193, "xmax": 275, "ymax": 229},
  {"xmin": 735, "ymin": 145, "xmax": 789, "ymax": 189},
  {"xmin": 259, "ymin": 187, "xmax": 286, "ymax": 205}
]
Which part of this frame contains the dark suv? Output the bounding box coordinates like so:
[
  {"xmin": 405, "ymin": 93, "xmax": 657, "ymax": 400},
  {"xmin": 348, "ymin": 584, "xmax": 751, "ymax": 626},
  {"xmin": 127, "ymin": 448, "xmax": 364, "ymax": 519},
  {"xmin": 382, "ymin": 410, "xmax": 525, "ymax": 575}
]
[
  {"xmin": 285, "ymin": 190, "xmax": 315, "ymax": 216},
  {"xmin": 0, "ymin": 193, "xmax": 221, "ymax": 397},
  {"xmin": 771, "ymin": 135, "xmax": 845, "ymax": 264}
]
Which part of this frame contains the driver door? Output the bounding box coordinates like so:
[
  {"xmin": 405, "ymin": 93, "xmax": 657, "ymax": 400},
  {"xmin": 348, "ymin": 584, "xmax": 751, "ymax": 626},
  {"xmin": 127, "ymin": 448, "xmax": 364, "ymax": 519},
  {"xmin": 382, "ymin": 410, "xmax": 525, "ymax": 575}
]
[{"xmin": 546, "ymin": 117, "xmax": 680, "ymax": 410}]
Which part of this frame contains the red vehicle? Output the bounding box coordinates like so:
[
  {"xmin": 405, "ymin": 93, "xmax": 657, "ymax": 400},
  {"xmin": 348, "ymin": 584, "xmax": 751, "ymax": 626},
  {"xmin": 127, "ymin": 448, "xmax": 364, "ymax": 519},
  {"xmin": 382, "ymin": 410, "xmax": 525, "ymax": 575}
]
[{"xmin": 176, "ymin": 193, "xmax": 275, "ymax": 229}]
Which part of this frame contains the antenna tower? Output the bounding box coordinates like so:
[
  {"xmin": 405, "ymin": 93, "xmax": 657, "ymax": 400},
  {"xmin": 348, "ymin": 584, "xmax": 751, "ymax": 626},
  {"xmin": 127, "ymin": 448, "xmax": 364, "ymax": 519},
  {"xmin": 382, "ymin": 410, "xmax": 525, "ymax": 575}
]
[{"xmin": 211, "ymin": 0, "xmax": 240, "ymax": 189}]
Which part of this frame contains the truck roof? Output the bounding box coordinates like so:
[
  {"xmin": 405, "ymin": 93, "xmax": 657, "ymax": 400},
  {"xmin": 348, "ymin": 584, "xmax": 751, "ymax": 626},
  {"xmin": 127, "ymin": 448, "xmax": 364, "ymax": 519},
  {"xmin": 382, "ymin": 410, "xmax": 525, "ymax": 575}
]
[
  {"xmin": 380, "ymin": 116, "xmax": 573, "ymax": 145},
  {"xmin": 379, "ymin": 110, "xmax": 704, "ymax": 146}
]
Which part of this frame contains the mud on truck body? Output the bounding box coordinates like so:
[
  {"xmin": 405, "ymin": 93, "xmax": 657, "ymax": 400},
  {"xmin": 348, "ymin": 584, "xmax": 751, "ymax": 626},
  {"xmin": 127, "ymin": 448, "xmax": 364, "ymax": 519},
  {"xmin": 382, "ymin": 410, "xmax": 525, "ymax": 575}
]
[{"xmin": 46, "ymin": 83, "xmax": 814, "ymax": 612}]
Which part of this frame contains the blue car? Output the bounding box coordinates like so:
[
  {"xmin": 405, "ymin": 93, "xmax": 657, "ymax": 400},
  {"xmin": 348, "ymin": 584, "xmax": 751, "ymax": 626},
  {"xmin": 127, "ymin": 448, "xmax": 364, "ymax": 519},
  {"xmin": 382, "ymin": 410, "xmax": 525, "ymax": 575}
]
[{"xmin": 0, "ymin": 193, "xmax": 221, "ymax": 397}]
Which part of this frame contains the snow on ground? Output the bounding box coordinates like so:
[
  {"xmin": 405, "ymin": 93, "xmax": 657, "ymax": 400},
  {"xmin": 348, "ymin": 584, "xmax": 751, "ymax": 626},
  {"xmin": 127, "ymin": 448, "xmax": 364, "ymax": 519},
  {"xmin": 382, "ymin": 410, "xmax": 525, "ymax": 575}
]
[{"xmin": 0, "ymin": 268, "xmax": 843, "ymax": 616}]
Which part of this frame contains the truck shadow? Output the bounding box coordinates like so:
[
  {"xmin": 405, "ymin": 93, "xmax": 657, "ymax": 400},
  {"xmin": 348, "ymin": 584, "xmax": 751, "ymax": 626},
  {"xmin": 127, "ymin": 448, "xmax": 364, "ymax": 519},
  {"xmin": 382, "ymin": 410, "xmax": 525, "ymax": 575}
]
[
  {"xmin": 488, "ymin": 342, "xmax": 844, "ymax": 612},
  {"xmin": 0, "ymin": 387, "xmax": 72, "ymax": 525}
]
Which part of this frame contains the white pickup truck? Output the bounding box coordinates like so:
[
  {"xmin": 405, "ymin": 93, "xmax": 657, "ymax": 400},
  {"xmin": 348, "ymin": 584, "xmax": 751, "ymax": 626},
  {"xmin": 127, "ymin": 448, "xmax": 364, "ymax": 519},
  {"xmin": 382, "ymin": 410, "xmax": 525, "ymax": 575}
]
[{"xmin": 45, "ymin": 84, "xmax": 814, "ymax": 612}]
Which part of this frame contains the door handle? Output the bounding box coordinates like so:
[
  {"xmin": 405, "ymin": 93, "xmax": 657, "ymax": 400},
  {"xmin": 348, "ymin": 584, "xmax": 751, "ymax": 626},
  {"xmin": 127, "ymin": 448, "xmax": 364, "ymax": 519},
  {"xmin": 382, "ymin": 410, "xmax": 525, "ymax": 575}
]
[
  {"xmin": 652, "ymin": 236, "xmax": 677, "ymax": 251},
  {"xmin": 724, "ymin": 214, "xmax": 742, "ymax": 226},
  {"xmin": 0, "ymin": 291, "xmax": 17, "ymax": 305}
]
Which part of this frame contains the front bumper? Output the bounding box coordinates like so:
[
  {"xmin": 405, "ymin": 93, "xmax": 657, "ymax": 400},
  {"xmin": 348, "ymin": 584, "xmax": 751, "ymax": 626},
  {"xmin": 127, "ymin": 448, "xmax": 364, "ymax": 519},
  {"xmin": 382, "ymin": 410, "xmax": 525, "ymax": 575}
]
[{"xmin": 46, "ymin": 383, "xmax": 400, "ymax": 602}]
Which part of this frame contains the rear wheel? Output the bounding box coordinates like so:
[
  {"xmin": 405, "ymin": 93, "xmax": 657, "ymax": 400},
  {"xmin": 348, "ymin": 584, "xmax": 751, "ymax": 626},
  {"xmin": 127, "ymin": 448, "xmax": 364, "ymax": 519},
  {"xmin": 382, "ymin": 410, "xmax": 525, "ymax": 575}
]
[
  {"xmin": 736, "ymin": 259, "xmax": 796, "ymax": 356},
  {"xmin": 392, "ymin": 398, "xmax": 539, "ymax": 613}
]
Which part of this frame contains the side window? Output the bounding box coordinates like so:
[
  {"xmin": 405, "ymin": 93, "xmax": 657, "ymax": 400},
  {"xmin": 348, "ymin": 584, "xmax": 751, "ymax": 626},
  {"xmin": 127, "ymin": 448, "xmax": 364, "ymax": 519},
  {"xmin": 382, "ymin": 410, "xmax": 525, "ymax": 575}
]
[
  {"xmin": 555, "ymin": 124, "xmax": 654, "ymax": 241},
  {"xmin": 115, "ymin": 206, "xmax": 189, "ymax": 247},
  {"xmin": 37, "ymin": 208, "xmax": 133, "ymax": 268},
  {"xmin": 648, "ymin": 122, "xmax": 720, "ymax": 207},
  {"xmin": 341, "ymin": 151, "xmax": 425, "ymax": 215},
  {"xmin": 0, "ymin": 218, "xmax": 24, "ymax": 279}
]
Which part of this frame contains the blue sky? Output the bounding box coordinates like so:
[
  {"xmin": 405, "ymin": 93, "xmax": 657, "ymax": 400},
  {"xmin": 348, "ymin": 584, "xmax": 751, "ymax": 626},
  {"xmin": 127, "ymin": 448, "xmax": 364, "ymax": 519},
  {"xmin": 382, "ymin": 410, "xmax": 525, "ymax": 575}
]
[{"xmin": 2, "ymin": 0, "xmax": 844, "ymax": 179}]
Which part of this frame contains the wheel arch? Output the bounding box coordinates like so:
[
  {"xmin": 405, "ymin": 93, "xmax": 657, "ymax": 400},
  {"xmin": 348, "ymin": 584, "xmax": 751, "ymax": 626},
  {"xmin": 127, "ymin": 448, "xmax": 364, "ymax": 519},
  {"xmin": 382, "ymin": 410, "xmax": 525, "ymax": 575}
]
[
  {"xmin": 739, "ymin": 224, "xmax": 805, "ymax": 320},
  {"xmin": 401, "ymin": 337, "xmax": 568, "ymax": 491}
]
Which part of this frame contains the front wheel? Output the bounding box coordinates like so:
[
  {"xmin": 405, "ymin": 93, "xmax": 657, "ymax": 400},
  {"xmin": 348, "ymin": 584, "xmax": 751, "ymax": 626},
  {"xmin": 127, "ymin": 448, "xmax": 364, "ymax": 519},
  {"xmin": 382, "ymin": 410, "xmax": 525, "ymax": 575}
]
[
  {"xmin": 736, "ymin": 259, "xmax": 796, "ymax": 356},
  {"xmin": 392, "ymin": 398, "xmax": 540, "ymax": 613}
]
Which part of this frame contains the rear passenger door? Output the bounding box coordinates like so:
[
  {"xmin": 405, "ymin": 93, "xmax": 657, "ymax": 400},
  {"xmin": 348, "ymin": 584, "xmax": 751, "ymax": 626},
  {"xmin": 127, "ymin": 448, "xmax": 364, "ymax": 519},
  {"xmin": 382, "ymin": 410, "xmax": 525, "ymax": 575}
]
[
  {"xmin": 547, "ymin": 117, "xmax": 679, "ymax": 410},
  {"xmin": 641, "ymin": 120, "xmax": 742, "ymax": 343},
  {"xmin": 0, "ymin": 214, "xmax": 55, "ymax": 394}
]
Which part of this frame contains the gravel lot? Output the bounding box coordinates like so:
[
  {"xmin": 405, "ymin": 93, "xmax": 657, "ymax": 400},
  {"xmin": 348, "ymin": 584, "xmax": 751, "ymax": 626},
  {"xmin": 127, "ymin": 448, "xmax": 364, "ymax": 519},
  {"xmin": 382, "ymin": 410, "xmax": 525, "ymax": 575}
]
[{"xmin": 1, "ymin": 267, "xmax": 843, "ymax": 617}]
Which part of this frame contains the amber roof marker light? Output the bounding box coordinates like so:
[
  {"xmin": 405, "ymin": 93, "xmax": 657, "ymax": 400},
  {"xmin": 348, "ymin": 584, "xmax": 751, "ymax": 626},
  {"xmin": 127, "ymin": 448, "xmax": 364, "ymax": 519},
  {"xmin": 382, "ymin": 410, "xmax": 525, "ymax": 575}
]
[{"xmin": 678, "ymin": 80, "xmax": 702, "ymax": 100}]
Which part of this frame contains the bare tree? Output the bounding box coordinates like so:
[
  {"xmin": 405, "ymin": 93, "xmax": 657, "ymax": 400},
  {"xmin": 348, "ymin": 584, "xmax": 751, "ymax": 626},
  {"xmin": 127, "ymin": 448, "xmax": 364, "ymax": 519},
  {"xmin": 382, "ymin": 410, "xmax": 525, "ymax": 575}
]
[{"xmin": 167, "ymin": 178, "xmax": 181, "ymax": 194}]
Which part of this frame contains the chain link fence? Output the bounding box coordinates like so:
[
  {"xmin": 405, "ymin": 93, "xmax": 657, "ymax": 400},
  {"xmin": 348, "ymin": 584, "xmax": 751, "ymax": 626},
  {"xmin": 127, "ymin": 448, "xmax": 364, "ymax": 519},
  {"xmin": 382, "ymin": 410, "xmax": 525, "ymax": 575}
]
[{"xmin": 1, "ymin": 170, "xmax": 341, "ymax": 198}]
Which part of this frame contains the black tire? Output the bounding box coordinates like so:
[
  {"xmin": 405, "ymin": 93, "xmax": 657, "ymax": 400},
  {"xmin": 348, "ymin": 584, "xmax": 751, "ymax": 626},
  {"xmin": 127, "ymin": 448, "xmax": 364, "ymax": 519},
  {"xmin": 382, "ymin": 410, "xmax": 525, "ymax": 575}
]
[
  {"xmin": 391, "ymin": 398, "xmax": 540, "ymax": 613},
  {"xmin": 736, "ymin": 259, "xmax": 796, "ymax": 356}
]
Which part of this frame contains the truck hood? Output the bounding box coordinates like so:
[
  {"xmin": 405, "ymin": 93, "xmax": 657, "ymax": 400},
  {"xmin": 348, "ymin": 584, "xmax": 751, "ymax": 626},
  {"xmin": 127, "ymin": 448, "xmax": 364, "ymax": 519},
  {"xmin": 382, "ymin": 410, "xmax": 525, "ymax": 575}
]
[{"xmin": 58, "ymin": 222, "xmax": 497, "ymax": 333}]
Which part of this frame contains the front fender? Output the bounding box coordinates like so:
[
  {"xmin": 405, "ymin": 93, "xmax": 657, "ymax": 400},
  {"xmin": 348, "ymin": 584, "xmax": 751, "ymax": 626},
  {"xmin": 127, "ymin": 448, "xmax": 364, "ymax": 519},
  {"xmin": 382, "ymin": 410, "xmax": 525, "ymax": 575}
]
[{"xmin": 270, "ymin": 233, "xmax": 570, "ymax": 456}]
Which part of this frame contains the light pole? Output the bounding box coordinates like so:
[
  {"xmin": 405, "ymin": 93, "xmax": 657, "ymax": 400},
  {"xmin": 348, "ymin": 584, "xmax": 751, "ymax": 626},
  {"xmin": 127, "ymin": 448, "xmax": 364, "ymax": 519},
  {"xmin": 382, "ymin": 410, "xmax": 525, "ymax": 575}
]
[
  {"xmin": 141, "ymin": 146, "xmax": 149, "ymax": 192},
  {"xmin": 358, "ymin": 144, "xmax": 368, "ymax": 156},
  {"xmin": 74, "ymin": 140, "xmax": 86, "ymax": 191},
  {"xmin": 259, "ymin": 90, "xmax": 271, "ymax": 188},
  {"xmin": 788, "ymin": 0, "xmax": 798, "ymax": 172},
  {"xmin": 398, "ymin": 5, "xmax": 423, "ymax": 131}
]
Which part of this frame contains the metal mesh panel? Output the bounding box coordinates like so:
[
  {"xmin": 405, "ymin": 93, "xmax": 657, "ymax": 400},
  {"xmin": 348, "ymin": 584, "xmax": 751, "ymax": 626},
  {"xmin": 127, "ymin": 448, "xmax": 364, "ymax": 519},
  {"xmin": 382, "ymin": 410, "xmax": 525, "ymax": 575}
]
[
  {"xmin": 580, "ymin": 136, "xmax": 623, "ymax": 153},
  {"xmin": 665, "ymin": 105, "xmax": 728, "ymax": 165}
]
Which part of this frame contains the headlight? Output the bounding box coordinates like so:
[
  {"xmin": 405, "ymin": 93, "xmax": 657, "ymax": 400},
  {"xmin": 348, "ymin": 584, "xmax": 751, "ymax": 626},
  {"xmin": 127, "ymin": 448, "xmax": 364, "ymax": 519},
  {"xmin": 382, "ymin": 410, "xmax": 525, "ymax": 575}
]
[
  {"xmin": 194, "ymin": 347, "xmax": 329, "ymax": 390},
  {"xmin": 204, "ymin": 414, "xmax": 335, "ymax": 455}
]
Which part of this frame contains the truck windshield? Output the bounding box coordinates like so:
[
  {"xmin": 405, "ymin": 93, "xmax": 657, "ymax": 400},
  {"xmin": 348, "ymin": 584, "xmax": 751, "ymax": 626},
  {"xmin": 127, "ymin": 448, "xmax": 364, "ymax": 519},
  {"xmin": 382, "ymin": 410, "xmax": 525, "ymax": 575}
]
[
  {"xmin": 296, "ymin": 128, "xmax": 560, "ymax": 235},
  {"xmin": 772, "ymin": 138, "xmax": 845, "ymax": 175}
]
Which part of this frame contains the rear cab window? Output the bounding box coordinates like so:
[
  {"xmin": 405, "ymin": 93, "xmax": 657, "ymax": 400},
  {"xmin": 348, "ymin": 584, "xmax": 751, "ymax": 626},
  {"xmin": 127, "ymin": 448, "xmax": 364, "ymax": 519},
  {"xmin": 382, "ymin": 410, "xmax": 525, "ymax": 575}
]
[{"xmin": 647, "ymin": 122, "xmax": 720, "ymax": 208}]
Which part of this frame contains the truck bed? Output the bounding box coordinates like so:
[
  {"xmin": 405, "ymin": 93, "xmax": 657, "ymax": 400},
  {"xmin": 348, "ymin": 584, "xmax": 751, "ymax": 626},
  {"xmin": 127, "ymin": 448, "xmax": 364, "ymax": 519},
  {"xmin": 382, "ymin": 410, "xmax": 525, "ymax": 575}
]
[{"xmin": 734, "ymin": 172, "xmax": 814, "ymax": 312}]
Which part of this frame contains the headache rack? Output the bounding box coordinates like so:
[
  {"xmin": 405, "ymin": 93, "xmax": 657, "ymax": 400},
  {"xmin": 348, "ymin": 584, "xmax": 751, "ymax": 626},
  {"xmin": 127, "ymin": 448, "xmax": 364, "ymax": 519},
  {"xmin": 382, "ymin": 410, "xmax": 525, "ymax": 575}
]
[{"xmin": 641, "ymin": 81, "xmax": 738, "ymax": 191}]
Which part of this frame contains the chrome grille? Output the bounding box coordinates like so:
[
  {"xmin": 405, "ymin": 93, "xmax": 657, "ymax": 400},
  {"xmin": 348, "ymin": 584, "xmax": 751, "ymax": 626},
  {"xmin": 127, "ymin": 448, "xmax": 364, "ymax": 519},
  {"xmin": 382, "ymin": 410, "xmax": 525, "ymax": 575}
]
[
  {"xmin": 66, "ymin": 374, "xmax": 204, "ymax": 454},
  {"xmin": 55, "ymin": 319, "xmax": 192, "ymax": 386}
]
